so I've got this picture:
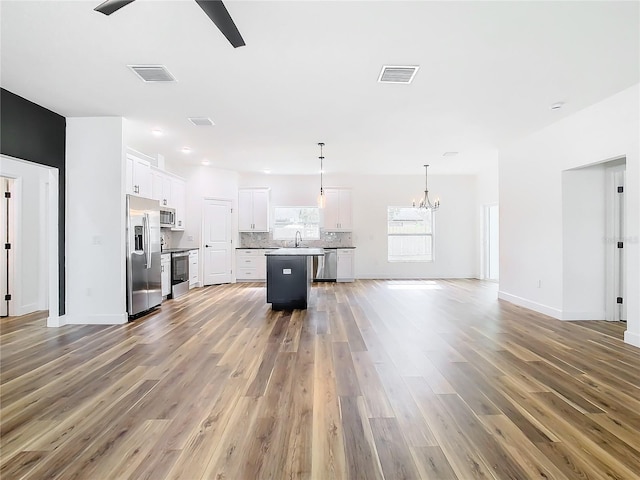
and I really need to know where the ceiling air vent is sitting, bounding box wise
[378,65,419,84]
[128,65,176,83]
[188,117,215,126]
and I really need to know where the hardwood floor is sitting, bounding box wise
[1,280,638,479]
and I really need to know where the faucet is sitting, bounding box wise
[295,231,302,248]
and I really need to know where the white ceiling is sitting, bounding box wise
[1,0,638,175]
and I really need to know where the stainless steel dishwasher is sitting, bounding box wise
[313,249,337,281]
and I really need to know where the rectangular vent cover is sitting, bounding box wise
[128,65,176,83]
[188,117,215,126]
[378,66,419,84]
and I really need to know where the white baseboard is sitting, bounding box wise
[47,314,66,327]
[561,311,606,321]
[63,313,128,325]
[624,330,640,348]
[498,291,563,320]
[356,274,478,280]
[14,302,39,317]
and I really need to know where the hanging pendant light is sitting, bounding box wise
[317,142,325,208]
[413,164,440,211]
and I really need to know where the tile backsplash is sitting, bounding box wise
[240,231,352,248]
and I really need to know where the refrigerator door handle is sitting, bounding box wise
[143,213,150,269]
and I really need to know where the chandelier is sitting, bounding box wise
[413,164,440,211]
[317,142,325,208]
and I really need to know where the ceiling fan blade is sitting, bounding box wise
[94,0,136,16]
[195,0,246,48]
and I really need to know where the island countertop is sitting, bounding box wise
[265,248,325,256]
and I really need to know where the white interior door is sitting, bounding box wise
[203,199,232,285]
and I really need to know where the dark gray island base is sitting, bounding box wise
[265,248,325,310]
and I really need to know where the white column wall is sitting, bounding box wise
[65,117,127,325]
[499,84,639,347]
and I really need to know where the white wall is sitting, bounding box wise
[240,172,479,279]
[499,84,639,347]
[475,159,499,278]
[0,156,50,315]
[65,117,127,324]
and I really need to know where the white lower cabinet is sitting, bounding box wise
[161,253,171,296]
[189,250,199,288]
[236,249,268,281]
[336,248,355,282]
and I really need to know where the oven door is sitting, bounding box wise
[171,252,189,284]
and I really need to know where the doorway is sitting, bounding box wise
[0,156,59,325]
[484,204,499,281]
[202,198,232,285]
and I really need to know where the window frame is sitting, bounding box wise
[387,206,435,263]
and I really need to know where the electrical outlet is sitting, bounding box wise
[188,235,194,242]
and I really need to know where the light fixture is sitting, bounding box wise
[317,142,325,208]
[413,164,440,211]
[151,128,163,136]
[550,102,565,110]
[181,147,191,154]
[201,159,210,166]
[263,168,271,174]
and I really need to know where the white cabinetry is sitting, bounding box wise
[161,253,171,296]
[151,168,172,207]
[126,153,152,198]
[336,248,355,282]
[189,249,199,288]
[236,249,268,281]
[238,188,270,232]
[172,178,186,231]
[323,188,352,231]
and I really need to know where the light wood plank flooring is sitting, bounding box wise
[1,280,638,479]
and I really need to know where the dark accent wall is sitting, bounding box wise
[1,88,66,315]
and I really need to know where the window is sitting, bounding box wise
[387,207,433,262]
[273,207,320,240]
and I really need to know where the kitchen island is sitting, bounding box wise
[265,248,324,309]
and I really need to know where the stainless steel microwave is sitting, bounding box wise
[159,207,175,228]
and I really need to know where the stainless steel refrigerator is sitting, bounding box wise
[126,195,162,316]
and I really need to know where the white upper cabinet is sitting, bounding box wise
[151,168,172,207]
[238,188,270,232]
[126,153,152,198]
[323,188,352,231]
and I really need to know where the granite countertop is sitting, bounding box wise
[265,248,326,256]
[238,246,355,250]
[161,248,198,254]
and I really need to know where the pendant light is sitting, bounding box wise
[317,142,325,208]
[413,164,440,211]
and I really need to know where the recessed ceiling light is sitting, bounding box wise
[182,147,191,154]
[550,102,565,110]
[442,151,459,157]
[263,169,271,174]
[201,160,210,166]
[151,128,163,136]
